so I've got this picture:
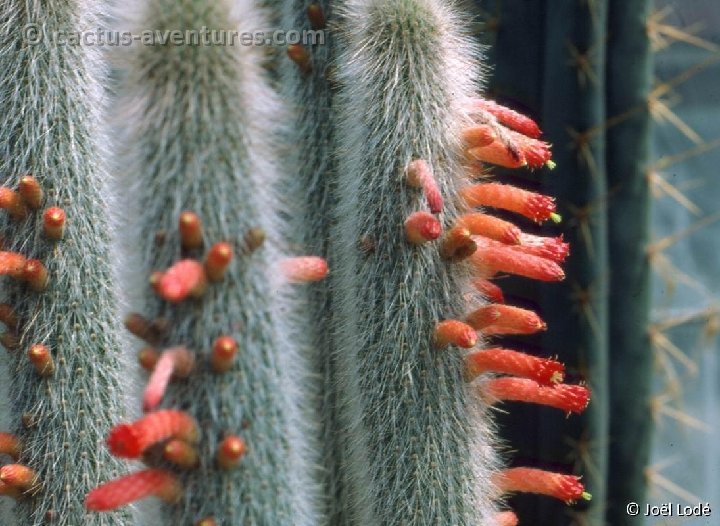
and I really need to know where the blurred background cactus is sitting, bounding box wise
[1,0,718,525]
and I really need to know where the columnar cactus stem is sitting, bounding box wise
[102,0,324,523]
[0,2,130,524]
[278,1,343,523]
[330,1,498,523]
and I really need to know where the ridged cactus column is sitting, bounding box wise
[0,2,130,525]
[605,1,653,523]
[85,0,324,524]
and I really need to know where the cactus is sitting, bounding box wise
[277,1,344,524]
[0,0,601,524]
[0,1,130,525]
[89,0,326,524]
[605,2,654,523]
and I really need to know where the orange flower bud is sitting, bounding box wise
[22,259,48,291]
[433,320,477,349]
[28,343,54,376]
[217,435,247,469]
[404,211,442,244]
[163,439,199,469]
[204,242,233,282]
[211,336,238,373]
[43,207,66,240]
[0,464,39,491]
[0,188,28,220]
[0,433,21,460]
[179,211,203,250]
[18,175,44,209]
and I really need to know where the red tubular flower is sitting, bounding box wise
[467,142,527,169]
[457,212,521,244]
[0,433,20,460]
[462,183,558,223]
[495,511,519,526]
[484,377,590,414]
[466,98,542,138]
[493,467,591,504]
[406,159,443,214]
[0,252,26,278]
[466,304,546,335]
[280,256,328,282]
[461,125,496,148]
[404,211,442,244]
[464,348,564,384]
[517,233,570,263]
[471,278,505,303]
[107,409,199,458]
[143,347,195,412]
[85,469,182,511]
[470,238,565,282]
[433,320,477,349]
[158,260,207,302]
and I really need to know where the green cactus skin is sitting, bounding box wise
[113,0,323,524]
[277,1,344,524]
[330,1,499,524]
[605,2,653,523]
[0,2,131,525]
